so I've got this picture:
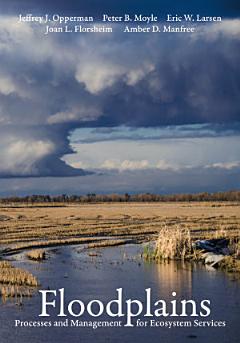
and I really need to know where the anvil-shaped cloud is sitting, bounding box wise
[0,16,240,177]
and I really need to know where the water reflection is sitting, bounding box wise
[153,260,193,297]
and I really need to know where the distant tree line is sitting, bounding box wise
[0,190,240,204]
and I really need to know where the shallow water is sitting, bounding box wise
[0,244,239,343]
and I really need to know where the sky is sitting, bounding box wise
[0,1,239,195]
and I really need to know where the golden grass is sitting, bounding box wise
[0,202,239,255]
[86,239,134,249]
[5,237,122,255]
[0,261,38,286]
[143,225,240,274]
[0,259,39,298]
[0,285,33,298]
[0,261,12,268]
[144,226,193,260]
[219,256,240,273]
[26,249,46,261]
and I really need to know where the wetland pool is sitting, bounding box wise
[0,244,239,343]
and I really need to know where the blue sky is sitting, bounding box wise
[0,1,239,195]
[64,126,240,172]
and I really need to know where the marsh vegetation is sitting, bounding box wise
[26,249,46,261]
[143,225,240,273]
[0,260,39,298]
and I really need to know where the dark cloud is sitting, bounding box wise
[94,34,240,127]
[0,16,239,178]
[71,123,240,144]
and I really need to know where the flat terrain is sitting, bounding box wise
[0,202,239,254]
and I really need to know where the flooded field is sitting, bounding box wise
[0,203,239,342]
[0,244,239,343]
[0,202,239,254]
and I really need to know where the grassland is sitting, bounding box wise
[0,202,239,255]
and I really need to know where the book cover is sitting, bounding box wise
[0,1,239,343]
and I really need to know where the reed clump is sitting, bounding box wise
[0,260,13,269]
[26,249,46,261]
[144,226,193,261]
[213,227,228,239]
[218,235,240,273]
[219,256,240,273]
[0,285,33,298]
[0,260,38,287]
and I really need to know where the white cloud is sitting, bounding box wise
[75,60,154,94]
[69,161,90,169]
[125,63,155,86]
[76,62,124,94]
[120,160,149,170]
[0,139,55,175]
[0,75,16,95]
[203,19,240,40]
[205,161,240,170]
[156,159,180,171]
[48,105,102,124]
[101,159,119,169]
[0,17,33,51]
[101,159,149,171]
[0,73,29,98]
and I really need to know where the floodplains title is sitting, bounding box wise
[36,288,212,327]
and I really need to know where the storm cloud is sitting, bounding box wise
[0,14,240,177]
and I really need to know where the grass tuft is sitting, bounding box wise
[144,226,193,261]
[26,249,46,261]
[0,260,39,298]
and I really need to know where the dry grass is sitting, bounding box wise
[3,237,126,255]
[143,224,240,274]
[86,239,135,249]
[0,261,38,286]
[219,256,240,273]
[0,260,39,298]
[144,226,193,260]
[0,285,33,298]
[26,249,46,261]
[0,261,12,268]
[0,202,239,255]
